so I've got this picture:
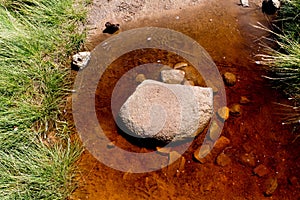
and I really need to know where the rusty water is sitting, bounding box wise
[71,1,300,199]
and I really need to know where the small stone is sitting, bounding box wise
[217,106,230,121]
[216,153,231,167]
[174,62,188,69]
[264,177,278,196]
[223,72,236,86]
[183,80,195,86]
[240,96,250,104]
[214,136,231,151]
[209,121,220,141]
[169,151,182,164]
[161,69,185,84]
[107,141,116,149]
[253,164,270,177]
[135,74,146,83]
[240,0,249,7]
[240,153,256,167]
[72,51,91,70]
[156,146,171,155]
[229,104,241,116]
[194,144,211,163]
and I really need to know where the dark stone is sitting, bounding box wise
[103,22,120,34]
[262,0,280,15]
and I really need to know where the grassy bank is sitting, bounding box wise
[257,0,299,126]
[0,0,89,199]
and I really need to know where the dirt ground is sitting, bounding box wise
[70,0,300,199]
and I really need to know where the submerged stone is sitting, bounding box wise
[118,80,213,142]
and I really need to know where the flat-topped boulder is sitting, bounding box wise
[118,80,213,142]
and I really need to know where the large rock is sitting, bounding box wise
[118,80,213,142]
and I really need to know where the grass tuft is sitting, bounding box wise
[0,0,89,198]
[254,0,300,126]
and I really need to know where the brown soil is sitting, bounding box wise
[70,0,300,199]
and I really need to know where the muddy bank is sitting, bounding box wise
[70,0,300,199]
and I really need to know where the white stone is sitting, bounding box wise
[118,80,213,142]
[160,69,185,84]
[240,0,249,7]
[72,51,91,70]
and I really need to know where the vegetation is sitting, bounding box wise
[0,0,89,199]
[256,0,300,127]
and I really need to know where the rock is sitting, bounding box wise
[160,69,185,84]
[216,153,231,166]
[181,66,205,86]
[209,121,220,141]
[72,51,91,70]
[103,22,120,34]
[253,164,270,177]
[262,0,280,15]
[156,146,171,155]
[240,0,249,7]
[174,62,188,69]
[217,106,230,121]
[264,177,278,196]
[240,153,256,167]
[194,144,211,163]
[229,104,241,116]
[240,96,250,104]
[118,80,213,142]
[107,141,116,149]
[194,136,230,163]
[135,74,146,83]
[214,136,231,151]
[223,72,236,86]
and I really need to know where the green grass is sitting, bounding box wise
[255,0,300,126]
[0,0,89,199]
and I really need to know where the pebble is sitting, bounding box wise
[107,141,116,149]
[216,153,231,167]
[240,153,256,167]
[264,177,278,196]
[223,72,236,86]
[217,106,230,121]
[135,74,146,83]
[209,121,220,141]
[253,164,270,177]
[169,151,182,164]
[194,144,211,163]
[229,104,242,116]
[156,146,171,155]
[72,51,91,70]
[160,69,185,84]
[240,0,249,7]
[214,136,231,151]
[240,96,250,104]
[174,62,188,69]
